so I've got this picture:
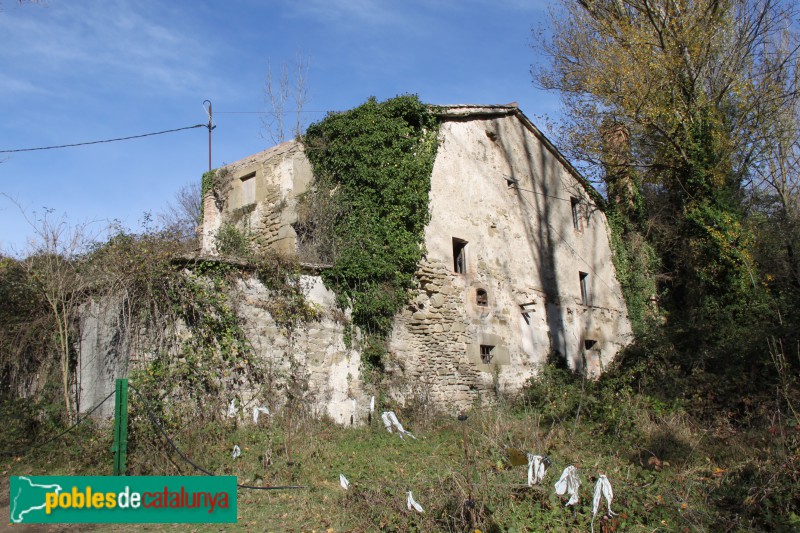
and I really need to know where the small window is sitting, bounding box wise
[579,271,590,306]
[505,175,519,188]
[571,197,582,231]
[476,288,488,307]
[241,173,256,206]
[480,345,495,364]
[584,339,597,350]
[453,238,467,274]
[519,302,535,325]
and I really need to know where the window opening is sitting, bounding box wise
[584,339,597,350]
[579,271,590,306]
[571,197,582,231]
[241,173,256,206]
[519,302,536,325]
[480,345,495,364]
[453,238,467,274]
[476,288,488,307]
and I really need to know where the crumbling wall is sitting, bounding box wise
[76,271,366,423]
[201,142,312,257]
[77,297,131,418]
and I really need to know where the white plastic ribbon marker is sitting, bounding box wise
[382,411,416,439]
[339,474,350,490]
[231,444,241,459]
[227,399,237,418]
[554,465,581,506]
[591,474,617,533]
[527,454,547,486]
[406,491,424,513]
[381,411,393,433]
[252,406,270,424]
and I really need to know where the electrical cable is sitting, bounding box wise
[128,384,306,491]
[0,124,207,153]
[215,110,332,114]
[0,390,115,457]
[505,175,623,299]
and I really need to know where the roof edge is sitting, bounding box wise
[432,103,605,208]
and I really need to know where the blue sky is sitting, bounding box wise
[0,0,561,253]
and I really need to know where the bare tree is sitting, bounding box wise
[262,53,310,145]
[158,181,202,245]
[4,197,98,422]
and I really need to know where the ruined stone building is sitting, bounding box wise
[196,103,632,418]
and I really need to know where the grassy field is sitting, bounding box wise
[3,375,799,533]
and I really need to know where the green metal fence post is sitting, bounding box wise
[111,378,129,475]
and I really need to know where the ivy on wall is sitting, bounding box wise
[302,95,440,369]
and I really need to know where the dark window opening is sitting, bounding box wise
[519,302,536,325]
[241,173,256,206]
[476,288,488,307]
[480,345,495,364]
[584,339,597,350]
[571,197,582,231]
[579,271,590,306]
[453,238,467,274]
[505,175,519,188]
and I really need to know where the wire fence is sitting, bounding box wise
[0,390,115,457]
[0,382,737,531]
[128,383,305,491]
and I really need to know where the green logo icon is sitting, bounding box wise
[9,476,237,524]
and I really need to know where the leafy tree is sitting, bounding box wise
[535,0,799,380]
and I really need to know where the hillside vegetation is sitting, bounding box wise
[3,0,800,530]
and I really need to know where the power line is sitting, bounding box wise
[0,124,207,153]
[215,110,332,114]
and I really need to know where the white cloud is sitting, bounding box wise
[0,0,218,97]
[281,0,407,28]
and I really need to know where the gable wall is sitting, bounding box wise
[388,115,631,410]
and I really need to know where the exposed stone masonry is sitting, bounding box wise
[391,259,483,408]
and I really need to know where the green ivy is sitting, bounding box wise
[302,95,440,369]
[606,209,660,336]
[201,170,215,199]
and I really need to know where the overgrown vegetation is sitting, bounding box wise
[3,365,798,531]
[301,94,440,370]
[3,3,799,531]
[536,0,800,408]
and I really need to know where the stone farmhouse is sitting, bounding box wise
[197,103,632,418]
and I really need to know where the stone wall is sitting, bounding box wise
[387,109,632,413]
[201,141,312,256]
[76,270,367,424]
[144,105,635,421]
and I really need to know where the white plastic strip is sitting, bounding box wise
[339,474,350,490]
[527,455,547,486]
[382,411,416,440]
[227,399,237,418]
[406,491,424,513]
[591,475,617,533]
[381,411,393,433]
[554,465,581,506]
[252,406,270,424]
[370,395,375,413]
[231,445,241,459]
